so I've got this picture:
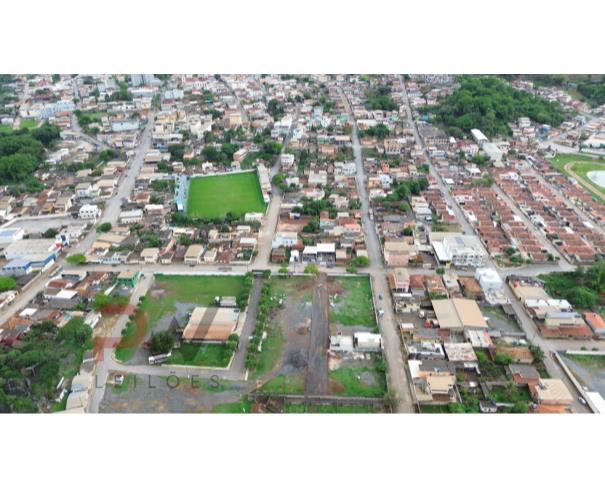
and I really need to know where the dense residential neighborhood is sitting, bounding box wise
[1,73,605,414]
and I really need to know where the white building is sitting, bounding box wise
[430,232,488,268]
[0,228,25,247]
[79,204,101,221]
[475,268,503,292]
[119,209,143,224]
[272,231,298,249]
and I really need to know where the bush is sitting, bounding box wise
[304,263,319,274]
[66,253,86,265]
[97,222,112,233]
[0,276,16,292]
[150,331,175,355]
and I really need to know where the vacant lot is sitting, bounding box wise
[328,276,376,329]
[186,172,266,219]
[328,361,387,397]
[117,274,245,365]
[253,276,313,387]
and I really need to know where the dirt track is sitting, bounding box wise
[564,161,605,201]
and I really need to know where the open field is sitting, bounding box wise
[115,274,246,365]
[252,276,313,386]
[329,363,387,397]
[551,154,605,203]
[186,172,266,219]
[328,276,376,329]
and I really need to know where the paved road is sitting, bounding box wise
[88,272,153,413]
[229,277,263,378]
[306,273,329,394]
[339,83,415,413]
[398,75,590,413]
[101,113,155,225]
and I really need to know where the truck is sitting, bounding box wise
[148,352,172,365]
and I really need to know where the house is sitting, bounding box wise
[48,289,81,309]
[184,244,205,265]
[330,335,354,353]
[272,231,298,249]
[508,364,540,387]
[79,204,101,221]
[530,379,573,410]
[388,268,410,293]
[182,306,240,343]
[119,209,143,225]
[354,332,382,352]
[431,298,488,331]
[584,312,605,338]
[116,270,141,287]
[140,247,160,264]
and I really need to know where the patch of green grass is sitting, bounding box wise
[112,374,134,393]
[551,154,605,203]
[0,124,13,134]
[419,404,451,413]
[51,394,69,413]
[488,385,531,403]
[329,366,387,397]
[211,396,252,413]
[566,354,605,367]
[20,118,38,130]
[260,373,304,394]
[167,342,233,367]
[241,151,260,169]
[329,276,376,327]
[252,325,284,378]
[186,172,266,219]
[283,403,379,413]
[115,321,137,362]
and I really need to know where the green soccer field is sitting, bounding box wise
[186,171,266,219]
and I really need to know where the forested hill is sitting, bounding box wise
[428,76,566,138]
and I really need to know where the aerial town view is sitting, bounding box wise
[0,73,604,415]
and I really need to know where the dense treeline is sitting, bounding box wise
[577,81,605,107]
[430,76,566,137]
[540,260,605,309]
[0,318,92,413]
[365,86,398,111]
[0,123,60,187]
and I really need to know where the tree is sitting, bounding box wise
[494,352,513,365]
[352,256,370,267]
[304,263,319,274]
[512,401,529,413]
[0,276,16,292]
[150,331,175,355]
[97,222,112,233]
[42,228,58,238]
[66,253,87,265]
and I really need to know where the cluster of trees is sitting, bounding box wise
[359,123,391,139]
[267,99,285,119]
[236,272,254,311]
[0,276,16,292]
[577,80,605,107]
[66,253,87,265]
[245,281,279,371]
[295,196,337,219]
[365,85,398,111]
[430,76,565,137]
[378,177,430,211]
[0,123,60,188]
[149,331,175,355]
[0,318,92,413]
[540,260,605,308]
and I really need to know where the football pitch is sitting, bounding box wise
[186,171,266,219]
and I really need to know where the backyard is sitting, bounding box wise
[186,172,266,219]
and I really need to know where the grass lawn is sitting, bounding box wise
[166,342,233,367]
[20,118,38,130]
[329,366,387,397]
[211,396,252,413]
[252,325,284,378]
[260,373,304,394]
[329,276,376,327]
[112,374,134,393]
[283,403,379,413]
[115,320,137,362]
[489,385,531,403]
[0,124,13,134]
[566,354,605,367]
[186,172,266,219]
